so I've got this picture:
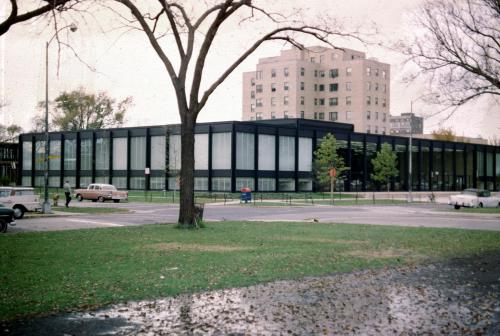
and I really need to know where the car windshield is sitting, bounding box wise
[0,190,11,197]
[462,190,478,196]
[102,185,116,191]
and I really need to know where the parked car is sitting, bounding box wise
[0,187,41,219]
[0,203,16,233]
[448,189,500,209]
[74,183,128,203]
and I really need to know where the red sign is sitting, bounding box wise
[329,168,337,177]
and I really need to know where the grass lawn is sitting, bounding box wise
[51,206,130,214]
[2,222,500,321]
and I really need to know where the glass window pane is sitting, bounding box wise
[79,176,92,188]
[112,176,127,189]
[48,176,60,187]
[151,136,166,170]
[258,178,276,191]
[212,177,231,191]
[258,134,275,170]
[279,178,295,191]
[169,135,181,170]
[49,140,61,170]
[113,138,127,170]
[35,141,45,171]
[22,141,32,171]
[64,139,77,170]
[130,177,146,189]
[80,139,92,171]
[130,137,146,170]
[150,177,166,190]
[235,177,254,191]
[212,133,232,170]
[194,177,208,191]
[195,134,209,170]
[298,137,312,172]
[22,176,31,186]
[95,138,110,170]
[236,133,255,170]
[279,136,295,171]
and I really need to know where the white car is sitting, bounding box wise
[0,187,41,219]
[448,189,500,209]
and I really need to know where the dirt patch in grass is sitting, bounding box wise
[343,248,413,259]
[146,242,252,253]
[273,236,368,245]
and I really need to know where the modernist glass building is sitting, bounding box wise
[18,119,499,192]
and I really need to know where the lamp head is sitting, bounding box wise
[69,23,77,32]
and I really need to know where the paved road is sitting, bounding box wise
[8,201,500,233]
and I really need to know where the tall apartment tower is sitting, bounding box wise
[242,46,391,134]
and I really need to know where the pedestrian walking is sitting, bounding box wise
[63,180,72,207]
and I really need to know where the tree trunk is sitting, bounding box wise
[178,112,196,228]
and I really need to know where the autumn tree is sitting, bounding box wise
[370,143,398,192]
[105,0,361,227]
[48,88,130,131]
[313,133,348,190]
[431,127,456,141]
[402,0,500,107]
[0,124,23,142]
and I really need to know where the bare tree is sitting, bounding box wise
[402,0,500,107]
[0,0,76,36]
[109,0,360,227]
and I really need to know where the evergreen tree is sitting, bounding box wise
[313,133,348,189]
[370,143,398,192]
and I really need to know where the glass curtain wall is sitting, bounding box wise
[486,150,493,190]
[298,137,312,172]
[279,136,295,171]
[432,146,442,190]
[130,137,146,170]
[80,139,92,171]
[496,151,500,190]
[466,146,474,188]
[22,141,32,172]
[150,136,166,170]
[336,139,348,191]
[395,144,407,191]
[236,133,254,170]
[64,139,76,170]
[35,141,45,172]
[212,133,231,170]
[366,141,377,191]
[444,147,454,190]
[258,134,275,171]
[477,150,484,189]
[350,140,364,191]
[455,148,464,190]
[420,145,429,190]
[95,138,110,171]
[112,138,127,170]
[49,140,61,171]
[195,134,209,170]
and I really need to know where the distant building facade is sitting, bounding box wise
[242,46,391,134]
[390,113,424,135]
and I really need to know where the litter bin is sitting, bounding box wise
[240,187,252,203]
[194,203,204,225]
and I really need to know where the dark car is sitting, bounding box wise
[0,203,16,233]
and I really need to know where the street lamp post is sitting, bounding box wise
[42,23,77,214]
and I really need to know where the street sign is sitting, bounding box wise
[329,168,337,177]
[145,167,150,175]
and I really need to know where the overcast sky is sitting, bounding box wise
[1,0,499,139]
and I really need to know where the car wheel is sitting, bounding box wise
[0,219,7,233]
[113,199,120,203]
[478,202,483,208]
[98,196,105,203]
[454,204,460,210]
[77,194,83,202]
[13,206,24,219]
